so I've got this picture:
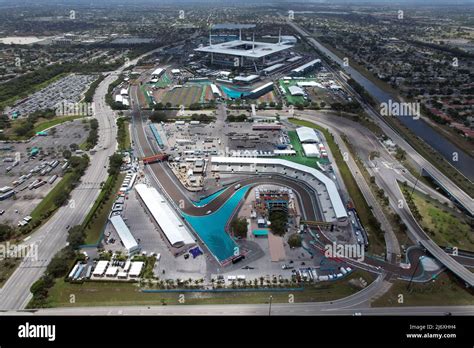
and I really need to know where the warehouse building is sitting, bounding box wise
[135,184,195,251]
[291,59,322,76]
[109,215,140,255]
[296,126,321,143]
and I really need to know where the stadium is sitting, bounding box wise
[194,28,294,71]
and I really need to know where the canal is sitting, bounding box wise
[308,36,474,180]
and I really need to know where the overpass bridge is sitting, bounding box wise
[421,168,474,218]
[420,239,474,287]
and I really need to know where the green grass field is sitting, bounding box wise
[4,115,85,141]
[45,270,375,307]
[372,272,474,307]
[279,130,328,169]
[279,81,305,105]
[161,86,203,107]
[29,171,76,223]
[34,115,85,133]
[409,189,474,251]
[152,73,171,88]
[83,173,125,245]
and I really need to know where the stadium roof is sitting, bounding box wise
[211,157,347,221]
[135,184,195,248]
[109,215,140,254]
[195,40,292,59]
[296,126,320,143]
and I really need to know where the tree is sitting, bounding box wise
[269,210,288,236]
[53,189,70,207]
[0,224,13,242]
[69,143,79,152]
[149,111,167,123]
[230,218,248,238]
[108,153,123,176]
[63,150,72,159]
[288,233,302,248]
[67,225,85,249]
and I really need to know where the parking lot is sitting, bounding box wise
[7,74,97,118]
[0,119,88,225]
[102,175,209,281]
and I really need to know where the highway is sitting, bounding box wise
[8,303,474,316]
[285,19,474,287]
[285,17,473,217]
[0,73,121,310]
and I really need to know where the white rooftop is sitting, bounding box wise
[92,260,109,276]
[292,59,322,73]
[109,215,140,254]
[135,184,195,248]
[234,74,259,82]
[195,39,292,59]
[211,156,347,220]
[288,85,305,96]
[296,127,320,143]
[129,261,144,277]
[302,143,321,158]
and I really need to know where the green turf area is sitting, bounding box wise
[140,85,154,108]
[83,173,125,245]
[33,115,85,133]
[45,270,375,307]
[279,80,305,105]
[404,187,474,251]
[152,73,171,88]
[30,171,76,223]
[116,118,130,151]
[372,272,474,307]
[160,86,203,107]
[279,130,329,169]
[3,115,85,141]
[289,118,385,255]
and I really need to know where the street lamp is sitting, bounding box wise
[268,295,273,316]
[407,256,422,291]
[411,167,423,197]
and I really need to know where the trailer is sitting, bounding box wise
[68,264,80,279]
[85,265,92,279]
[48,175,58,184]
[73,264,85,280]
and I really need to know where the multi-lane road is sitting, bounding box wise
[285,18,474,287]
[0,72,120,310]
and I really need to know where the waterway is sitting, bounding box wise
[308,37,474,180]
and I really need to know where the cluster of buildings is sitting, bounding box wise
[296,127,328,158]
